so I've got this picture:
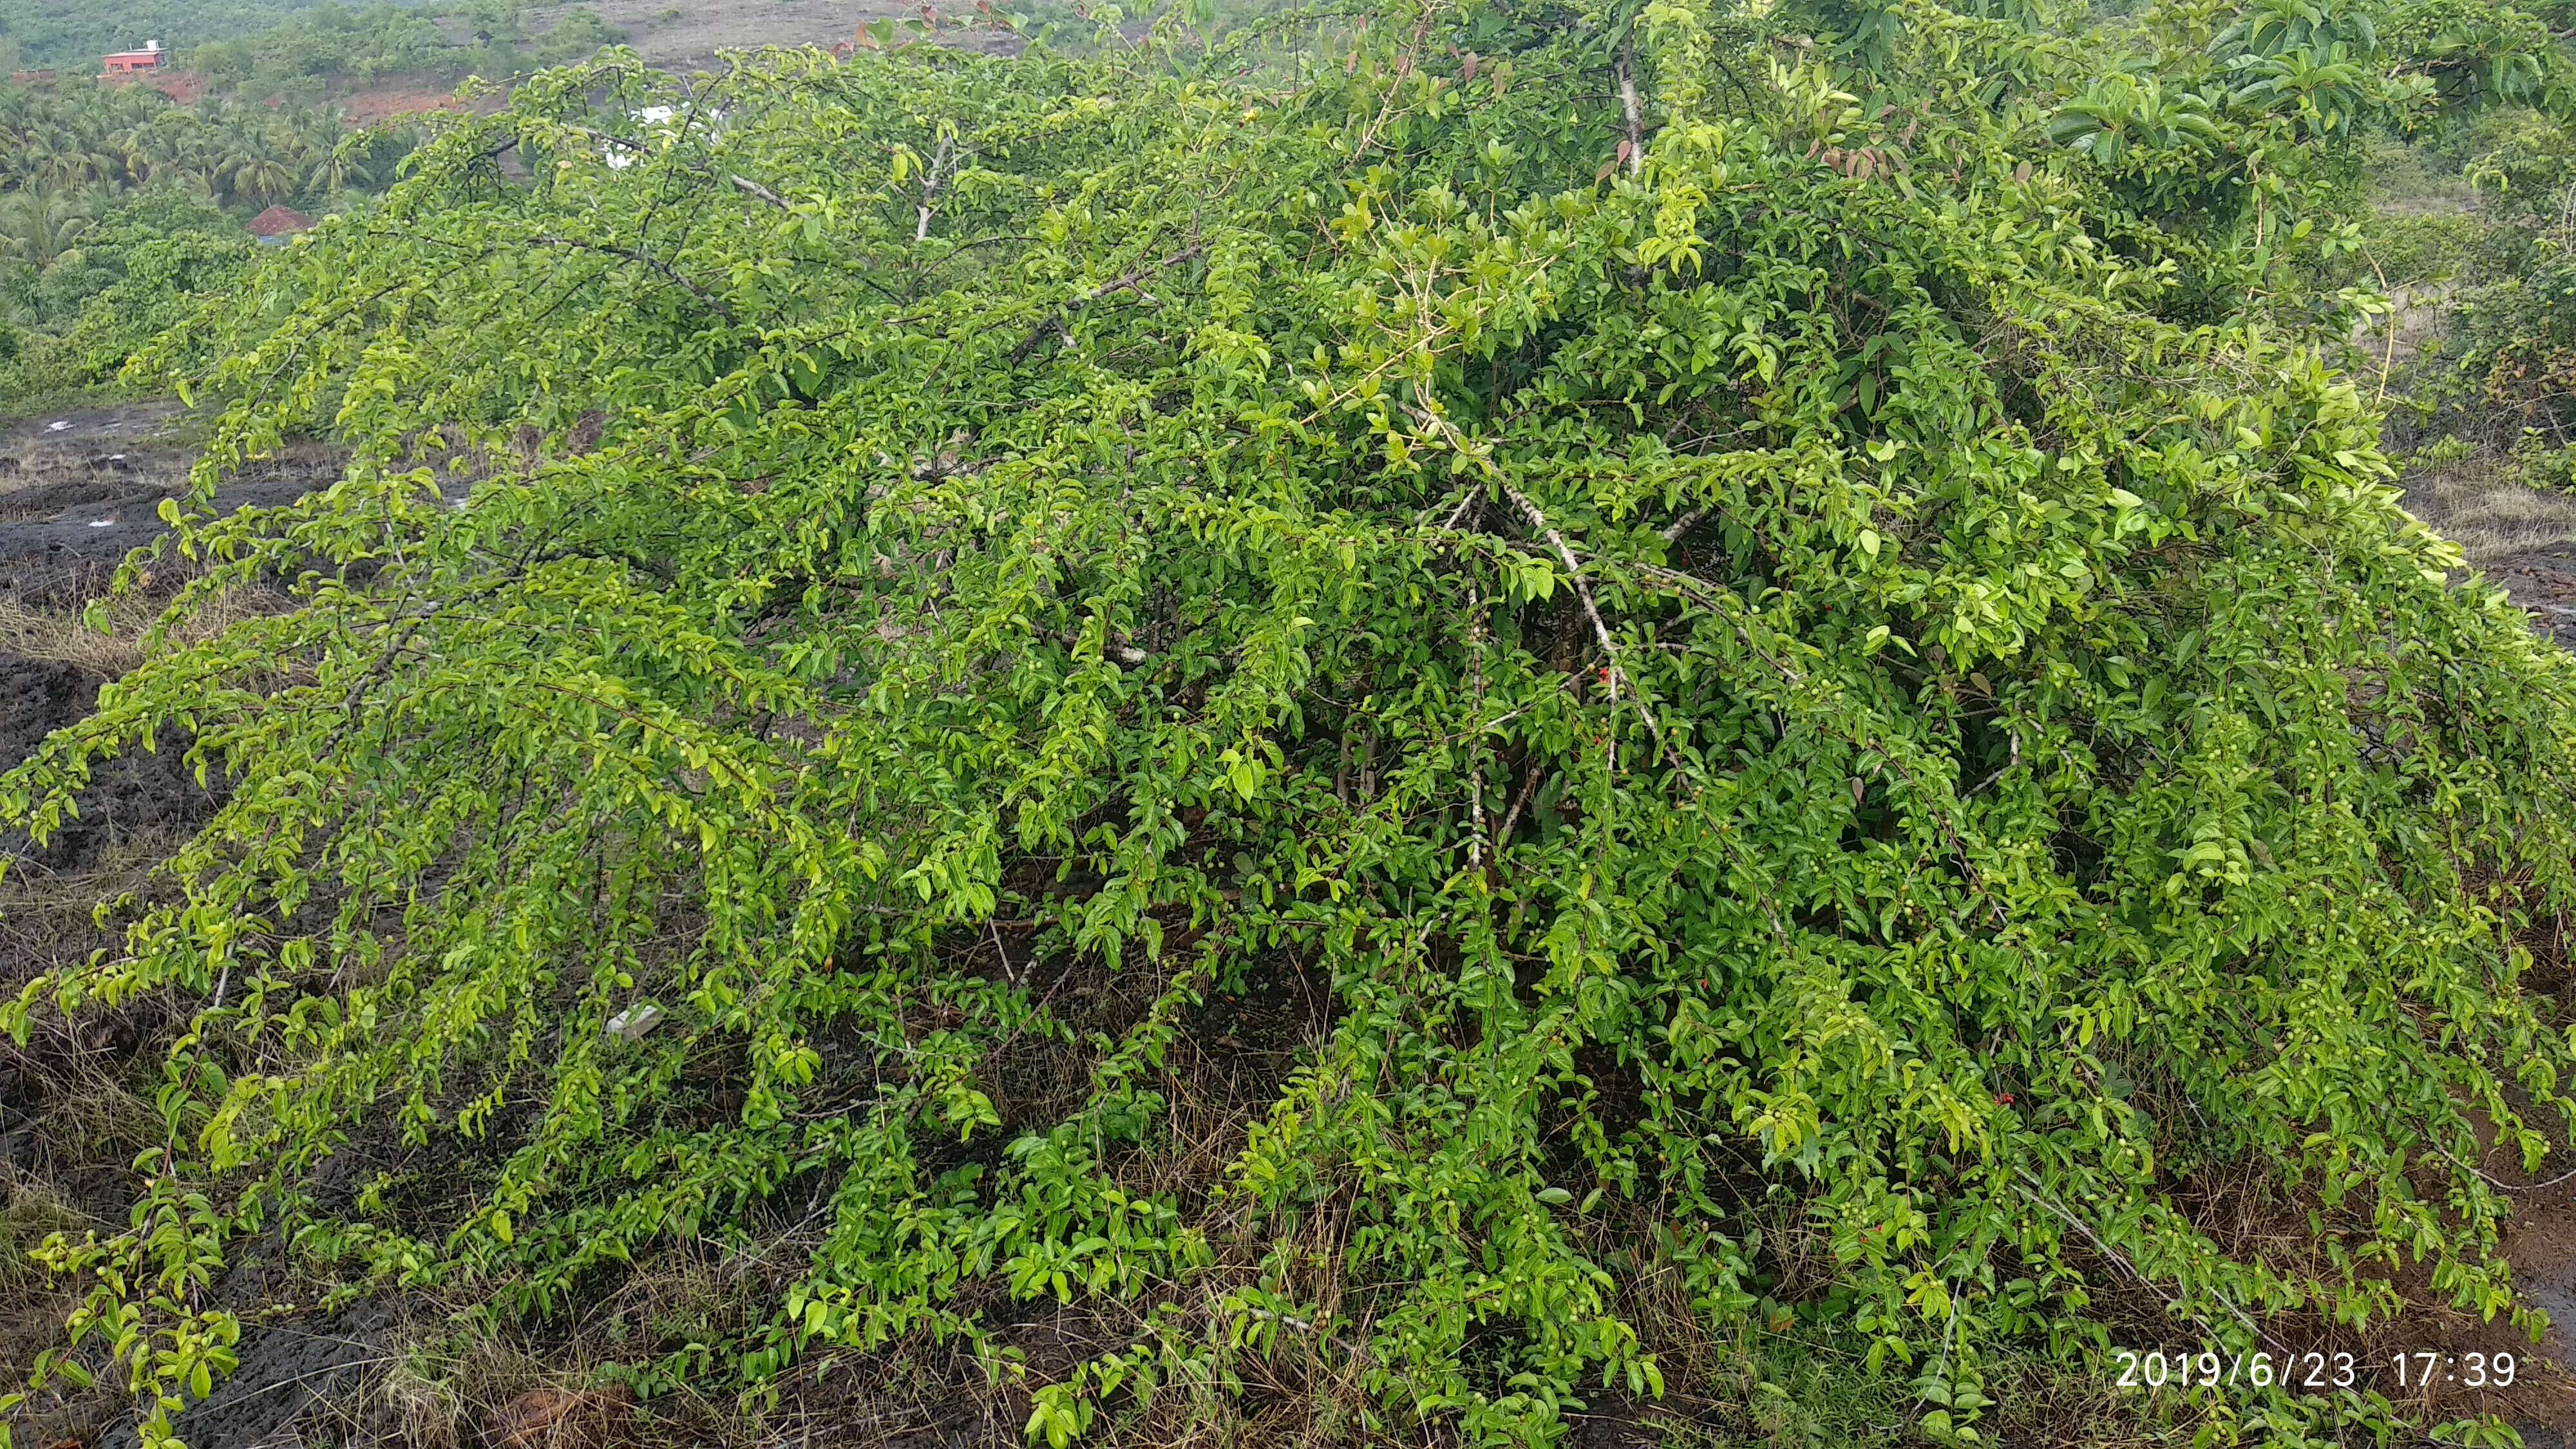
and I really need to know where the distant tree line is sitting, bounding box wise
[0,0,623,408]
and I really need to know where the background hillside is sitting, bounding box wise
[0,0,354,72]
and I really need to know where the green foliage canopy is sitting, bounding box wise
[10,0,2576,1443]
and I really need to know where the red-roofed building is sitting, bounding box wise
[102,41,167,77]
[247,206,315,244]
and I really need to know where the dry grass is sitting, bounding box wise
[0,584,286,675]
[2401,452,2576,565]
[0,1050,166,1444]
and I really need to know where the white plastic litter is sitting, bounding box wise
[605,1003,664,1041]
[46,420,68,431]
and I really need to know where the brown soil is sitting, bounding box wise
[2497,1185,2576,1440]
[140,70,209,104]
[337,84,475,127]
[2391,455,2576,1439]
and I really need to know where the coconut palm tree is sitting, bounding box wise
[222,138,300,207]
[305,132,372,198]
[0,187,100,269]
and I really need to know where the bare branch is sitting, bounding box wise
[916,133,957,243]
[1497,761,1548,845]
[1617,34,1644,175]
[1397,404,1672,767]
[730,173,791,211]
[560,123,793,213]
[1499,480,1671,767]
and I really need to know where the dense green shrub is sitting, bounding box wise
[8,0,2576,1445]
[0,77,420,410]
[53,194,256,379]
[0,190,252,406]
[2362,207,2479,281]
[2409,109,2576,433]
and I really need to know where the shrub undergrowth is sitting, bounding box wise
[8,0,2576,1443]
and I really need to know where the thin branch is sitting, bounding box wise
[1349,11,1434,160]
[1499,479,1671,766]
[561,123,792,213]
[1627,562,1806,684]
[1497,762,1548,844]
[526,236,735,324]
[1468,582,1488,872]
[2015,1170,2286,1358]
[1009,242,1208,363]
[1397,404,1671,767]
[730,173,790,211]
[916,133,957,243]
[1442,487,1481,533]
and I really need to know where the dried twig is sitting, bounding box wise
[916,133,957,243]
[1350,12,1434,159]
[2015,1169,2286,1357]
[730,173,790,211]
[1467,582,1488,871]
[1397,403,1671,767]
[1496,762,1548,844]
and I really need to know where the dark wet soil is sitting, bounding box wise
[2492,545,2576,647]
[0,647,212,882]
[5,399,185,446]
[0,407,323,887]
[97,1306,399,1449]
[0,432,338,611]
